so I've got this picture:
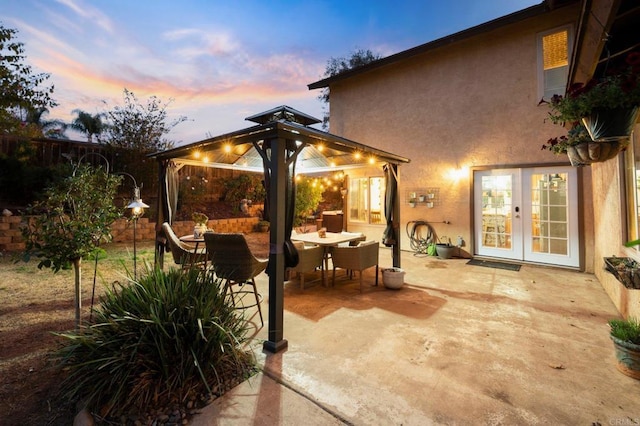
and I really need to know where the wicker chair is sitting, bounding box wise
[161,222,206,269]
[204,232,266,326]
[339,231,366,246]
[287,241,324,290]
[331,240,380,292]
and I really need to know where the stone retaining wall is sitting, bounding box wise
[0,215,24,251]
[0,215,261,252]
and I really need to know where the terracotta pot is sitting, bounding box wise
[565,140,625,167]
[611,335,640,380]
[582,107,640,142]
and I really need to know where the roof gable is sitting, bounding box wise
[308,0,578,90]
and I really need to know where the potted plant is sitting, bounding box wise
[547,50,640,141]
[542,123,626,166]
[436,236,455,259]
[603,256,640,289]
[257,220,270,232]
[191,212,208,238]
[609,317,640,379]
[382,267,405,289]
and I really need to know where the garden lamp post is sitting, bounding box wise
[121,173,149,280]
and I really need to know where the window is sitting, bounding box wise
[537,26,572,101]
[347,177,385,224]
[625,131,640,249]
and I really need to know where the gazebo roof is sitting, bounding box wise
[149,105,410,173]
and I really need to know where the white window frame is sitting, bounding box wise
[536,24,573,102]
[625,131,640,250]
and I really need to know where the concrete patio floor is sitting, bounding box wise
[191,247,640,425]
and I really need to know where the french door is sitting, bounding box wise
[473,166,579,267]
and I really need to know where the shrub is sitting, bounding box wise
[294,177,324,226]
[221,174,266,207]
[54,267,256,418]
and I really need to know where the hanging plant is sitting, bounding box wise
[542,123,627,166]
[547,50,640,141]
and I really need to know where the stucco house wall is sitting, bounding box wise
[591,134,640,318]
[326,3,596,272]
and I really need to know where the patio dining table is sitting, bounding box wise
[291,231,365,286]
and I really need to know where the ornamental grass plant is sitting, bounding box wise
[609,317,640,345]
[53,267,256,420]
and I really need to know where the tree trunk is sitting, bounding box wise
[73,257,82,328]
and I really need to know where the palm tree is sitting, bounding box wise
[24,107,68,139]
[70,109,106,143]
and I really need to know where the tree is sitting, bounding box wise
[25,106,67,139]
[69,109,106,142]
[0,23,57,135]
[22,163,122,327]
[103,88,187,152]
[318,48,381,130]
[294,177,324,226]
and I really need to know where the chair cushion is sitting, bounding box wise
[357,240,378,247]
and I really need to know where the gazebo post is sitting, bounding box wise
[392,164,401,268]
[263,137,288,353]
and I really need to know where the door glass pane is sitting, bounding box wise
[348,178,367,223]
[531,173,568,255]
[481,175,512,249]
[370,177,385,224]
[348,177,385,224]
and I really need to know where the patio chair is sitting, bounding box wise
[287,241,324,290]
[161,222,206,270]
[331,240,380,292]
[339,231,366,246]
[204,232,266,326]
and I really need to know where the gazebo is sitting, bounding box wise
[149,106,410,352]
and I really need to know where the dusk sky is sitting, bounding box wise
[4,0,539,145]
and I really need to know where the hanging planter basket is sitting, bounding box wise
[582,107,640,142]
[565,140,625,167]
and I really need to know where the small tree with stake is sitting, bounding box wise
[21,163,122,327]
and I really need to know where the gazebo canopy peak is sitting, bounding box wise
[245,105,321,126]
